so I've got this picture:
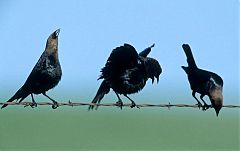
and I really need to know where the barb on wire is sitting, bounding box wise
[0,101,239,109]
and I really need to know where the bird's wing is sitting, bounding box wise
[107,43,139,68]
[23,53,46,86]
[194,69,224,92]
[1,53,48,109]
[100,43,140,80]
[120,67,146,93]
[193,69,211,85]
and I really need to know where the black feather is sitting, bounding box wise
[1,29,62,109]
[90,43,161,109]
[181,43,223,116]
[139,43,155,57]
[89,80,110,110]
[182,44,197,69]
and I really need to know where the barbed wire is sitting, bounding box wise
[0,101,239,109]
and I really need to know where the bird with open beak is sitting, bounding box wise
[89,43,162,110]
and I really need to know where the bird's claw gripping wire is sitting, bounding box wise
[202,103,212,111]
[30,102,37,108]
[116,100,123,109]
[23,102,37,108]
[52,102,59,109]
[196,102,203,109]
[130,102,140,109]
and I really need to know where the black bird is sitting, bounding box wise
[1,29,62,109]
[181,44,223,116]
[89,43,162,110]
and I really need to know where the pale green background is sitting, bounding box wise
[0,0,239,150]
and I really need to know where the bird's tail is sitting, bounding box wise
[89,80,110,110]
[1,86,29,109]
[182,44,197,69]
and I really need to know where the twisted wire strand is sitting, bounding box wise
[0,101,239,108]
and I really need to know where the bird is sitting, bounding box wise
[181,44,223,116]
[89,43,162,110]
[1,29,62,109]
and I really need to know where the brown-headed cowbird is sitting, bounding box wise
[181,44,223,116]
[89,43,162,110]
[1,29,62,109]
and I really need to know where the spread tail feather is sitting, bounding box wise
[89,80,110,110]
[1,87,29,109]
[182,44,197,69]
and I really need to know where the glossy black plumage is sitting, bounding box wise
[181,44,223,116]
[89,43,161,109]
[2,29,62,109]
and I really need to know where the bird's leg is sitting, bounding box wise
[43,93,59,109]
[30,93,37,108]
[124,94,139,109]
[200,94,211,111]
[192,91,202,109]
[114,92,123,109]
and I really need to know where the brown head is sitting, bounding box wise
[209,83,223,116]
[45,29,60,56]
[144,57,162,83]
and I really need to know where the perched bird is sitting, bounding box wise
[181,44,223,116]
[89,43,162,110]
[1,29,62,109]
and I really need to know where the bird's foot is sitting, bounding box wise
[195,102,202,109]
[30,102,37,108]
[130,102,140,109]
[24,102,37,108]
[52,102,59,109]
[202,103,212,111]
[116,100,123,109]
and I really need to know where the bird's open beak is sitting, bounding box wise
[151,77,155,84]
[151,76,159,84]
[156,76,159,83]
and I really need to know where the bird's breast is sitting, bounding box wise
[111,77,146,95]
[31,63,62,94]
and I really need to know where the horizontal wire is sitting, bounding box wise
[0,101,239,108]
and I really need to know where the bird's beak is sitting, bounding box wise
[216,109,220,116]
[151,76,159,84]
[54,29,60,37]
[150,43,155,49]
[156,76,159,83]
[51,29,60,39]
[213,104,222,117]
[151,77,154,84]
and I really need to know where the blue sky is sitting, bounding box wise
[0,0,238,105]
